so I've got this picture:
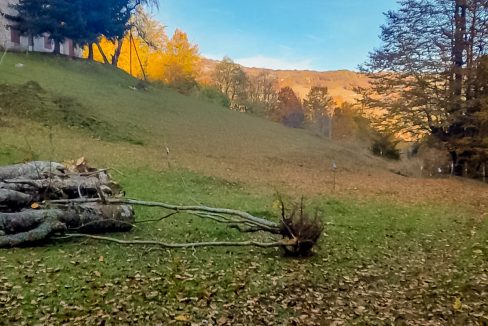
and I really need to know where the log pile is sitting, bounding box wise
[0,160,134,248]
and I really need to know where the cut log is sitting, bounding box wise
[0,220,66,248]
[0,204,134,247]
[0,204,134,234]
[0,161,65,181]
[0,189,32,210]
[4,176,113,198]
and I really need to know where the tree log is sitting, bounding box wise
[0,220,66,248]
[0,161,65,180]
[4,175,114,198]
[0,189,32,210]
[0,204,134,247]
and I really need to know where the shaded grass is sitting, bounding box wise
[0,81,142,144]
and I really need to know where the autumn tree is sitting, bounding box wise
[274,87,304,128]
[84,0,158,66]
[304,86,334,138]
[359,0,488,175]
[131,6,167,50]
[213,57,248,109]
[247,71,279,115]
[159,29,200,93]
[87,8,169,80]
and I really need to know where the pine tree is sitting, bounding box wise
[9,0,85,54]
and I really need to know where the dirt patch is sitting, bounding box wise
[0,81,143,145]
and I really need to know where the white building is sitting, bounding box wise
[0,0,82,57]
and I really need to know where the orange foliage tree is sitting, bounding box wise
[84,11,200,88]
[159,29,200,87]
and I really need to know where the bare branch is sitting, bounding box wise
[56,233,296,249]
[46,198,281,232]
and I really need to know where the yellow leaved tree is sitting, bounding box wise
[158,29,201,93]
[84,10,200,92]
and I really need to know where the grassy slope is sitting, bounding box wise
[0,53,487,325]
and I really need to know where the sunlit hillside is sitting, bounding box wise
[200,58,370,103]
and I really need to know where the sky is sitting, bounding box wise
[156,1,399,72]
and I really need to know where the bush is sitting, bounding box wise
[371,132,401,160]
[197,85,230,108]
[282,111,305,128]
[168,76,198,95]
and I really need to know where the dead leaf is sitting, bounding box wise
[175,315,189,322]
[453,297,463,311]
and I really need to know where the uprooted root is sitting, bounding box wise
[279,197,324,257]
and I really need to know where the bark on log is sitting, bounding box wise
[0,204,134,248]
[0,189,32,210]
[0,161,134,248]
[0,161,65,180]
[4,175,114,198]
[0,204,134,234]
[0,220,66,248]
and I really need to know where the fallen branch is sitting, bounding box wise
[0,161,323,255]
[46,198,281,232]
[56,233,297,249]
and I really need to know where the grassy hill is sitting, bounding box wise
[0,52,383,194]
[0,53,487,325]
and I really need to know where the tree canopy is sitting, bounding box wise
[360,0,488,175]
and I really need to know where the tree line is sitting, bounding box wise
[211,56,363,137]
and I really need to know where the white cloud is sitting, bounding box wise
[234,55,313,71]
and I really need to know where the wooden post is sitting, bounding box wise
[129,31,133,76]
[483,163,486,183]
[331,161,337,191]
[328,115,333,140]
[132,35,147,81]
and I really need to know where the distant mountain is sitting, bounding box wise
[199,58,371,105]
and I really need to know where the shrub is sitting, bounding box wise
[197,85,230,108]
[371,132,401,160]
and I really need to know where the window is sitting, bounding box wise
[10,29,20,44]
[44,36,52,50]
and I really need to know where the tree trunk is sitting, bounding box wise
[111,38,124,67]
[88,43,94,61]
[53,40,61,55]
[452,0,467,109]
[95,42,110,64]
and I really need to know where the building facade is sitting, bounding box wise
[0,0,83,57]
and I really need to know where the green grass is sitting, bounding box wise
[1,166,487,324]
[0,53,487,324]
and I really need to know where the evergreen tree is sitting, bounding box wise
[9,0,85,54]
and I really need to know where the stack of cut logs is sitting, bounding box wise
[0,160,134,248]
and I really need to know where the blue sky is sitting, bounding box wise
[156,1,399,71]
